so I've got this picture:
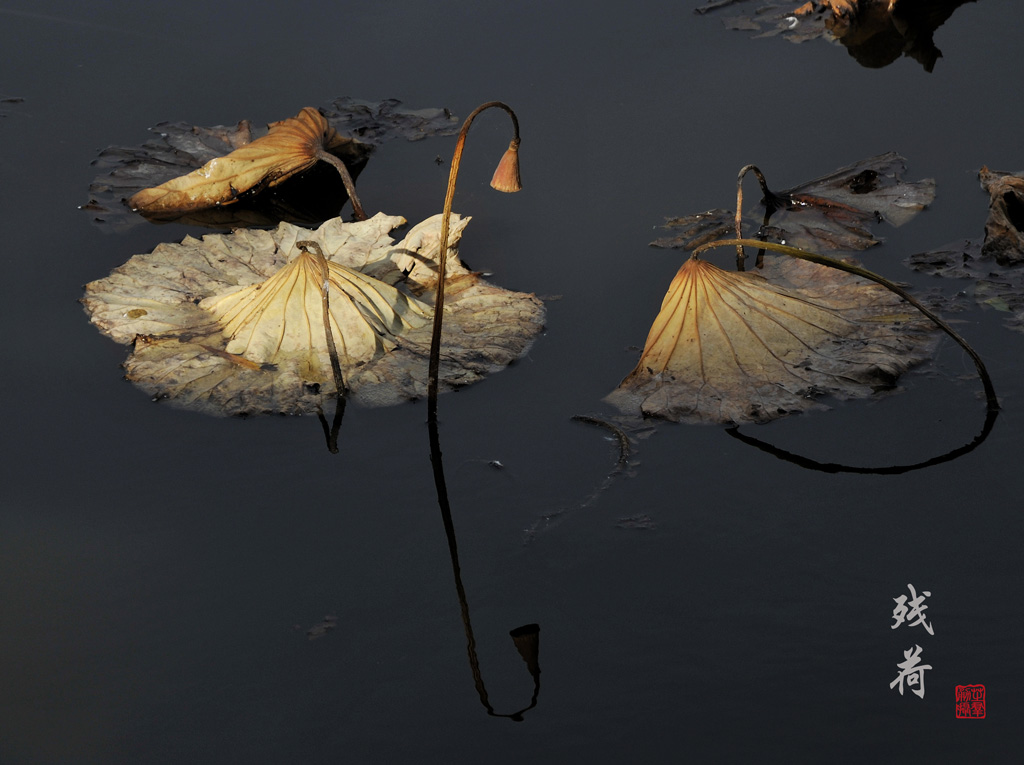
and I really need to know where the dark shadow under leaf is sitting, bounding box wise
[82,98,459,232]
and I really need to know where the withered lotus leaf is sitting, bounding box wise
[201,249,430,373]
[696,0,975,71]
[127,107,350,215]
[906,168,1024,333]
[82,213,545,415]
[653,153,935,254]
[318,96,459,144]
[979,167,1024,266]
[84,98,459,230]
[606,255,937,424]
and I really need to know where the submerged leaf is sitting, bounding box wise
[653,153,934,254]
[653,209,736,252]
[318,96,459,144]
[82,213,544,416]
[606,254,937,424]
[905,168,1024,333]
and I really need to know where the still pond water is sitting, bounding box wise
[2,1,1022,762]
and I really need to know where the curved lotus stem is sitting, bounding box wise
[734,164,788,270]
[316,150,369,221]
[428,404,540,720]
[427,101,522,413]
[692,237,999,412]
[727,404,998,475]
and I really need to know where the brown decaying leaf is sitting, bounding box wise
[127,107,351,215]
[979,167,1024,266]
[696,0,976,71]
[82,116,346,230]
[905,168,1024,333]
[317,97,458,145]
[606,254,937,424]
[83,98,459,230]
[652,153,935,254]
[82,213,545,416]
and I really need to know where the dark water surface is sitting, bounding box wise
[2,1,1022,762]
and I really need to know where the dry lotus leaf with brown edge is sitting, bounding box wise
[82,97,459,230]
[81,212,545,416]
[606,254,938,424]
[127,107,355,215]
[652,153,935,255]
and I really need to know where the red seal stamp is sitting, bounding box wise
[955,685,985,719]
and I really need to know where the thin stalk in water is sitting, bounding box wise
[427,101,522,417]
[317,150,369,221]
[428,409,541,720]
[734,164,788,270]
[296,240,346,396]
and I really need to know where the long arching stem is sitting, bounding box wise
[427,102,521,417]
[692,237,999,411]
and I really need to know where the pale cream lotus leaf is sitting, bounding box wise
[606,255,937,424]
[83,213,410,344]
[82,212,545,415]
[201,250,429,372]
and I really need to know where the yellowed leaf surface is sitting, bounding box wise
[127,107,348,214]
[82,213,545,415]
[85,97,459,231]
[606,255,937,424]
[201,249,430,381]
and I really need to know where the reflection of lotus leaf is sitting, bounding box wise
[696,0,975,72]
[606,255,937,424]
[82,213,545,415]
